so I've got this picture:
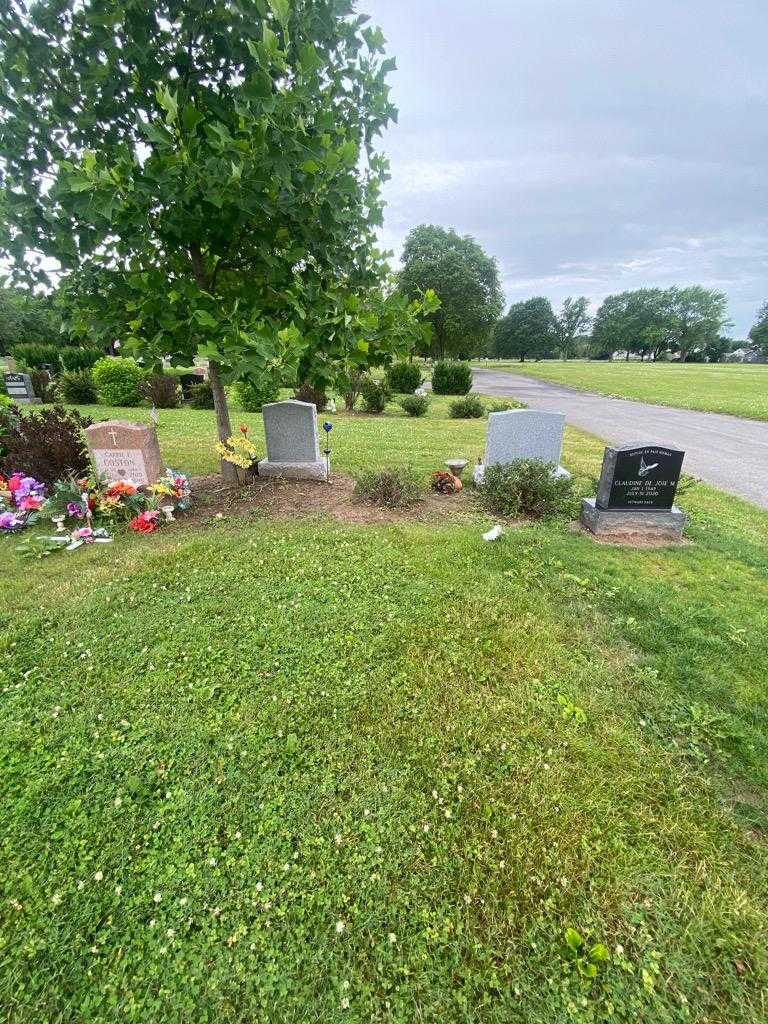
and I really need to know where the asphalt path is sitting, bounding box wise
[473,367,768,508]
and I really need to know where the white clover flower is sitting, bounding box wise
[153,892,162,903]
[93,871,103,882]
[51,894,62,906]
[340,998,350,1010]
[388,933,396,944]
[335,920,346,933]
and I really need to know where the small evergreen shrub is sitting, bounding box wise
[360,377,390,414]
[60,347,103,371]
[58,369,97,404]
[400,394,429,417]
[353,467,423,509]
[91,356,145,406]
[0,404,92,485]
[142,373,181,408]
[478,459,575,520]
[10,342,62,371]
[449,394,485,418]
[386,361,422,393]
[294,382,327,411]
[188,381,215,409]
[234,375,280,412]
[431,359,472,395]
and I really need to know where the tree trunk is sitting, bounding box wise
[625,348,630,361]
[208,358,238,484]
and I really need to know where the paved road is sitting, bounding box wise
[473,368,768,508]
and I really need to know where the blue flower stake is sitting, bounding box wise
[322,420,333,482]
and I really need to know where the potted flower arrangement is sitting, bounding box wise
[215,425,259,483]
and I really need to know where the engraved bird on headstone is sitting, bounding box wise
[638,456,658,476]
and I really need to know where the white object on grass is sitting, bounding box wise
[482,525,504,542]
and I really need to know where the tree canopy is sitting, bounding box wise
[397,224,503,359]
[0,284,60,354]
[591,286,729,361]
[553,296,590,359]
[493,297,555,362]
[749,302,768,355]
[0,0,415,474]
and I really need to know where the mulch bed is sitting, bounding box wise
[185,472,481,527]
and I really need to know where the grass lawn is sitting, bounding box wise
[478,360,768,421]
[2,401,768,1022]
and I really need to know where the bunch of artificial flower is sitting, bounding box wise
[215,425,259,470]
[0,473,46,532]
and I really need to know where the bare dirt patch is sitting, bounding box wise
[186,472,481,527]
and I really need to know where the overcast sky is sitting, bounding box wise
[362,0,768,337]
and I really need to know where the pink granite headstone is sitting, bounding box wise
[85,420,163,487]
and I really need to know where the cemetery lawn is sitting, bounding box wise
[481,360,768,421]
[2,408,768,1022]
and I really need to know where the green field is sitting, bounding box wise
[480,360,768,421]
[2,402,768,1022]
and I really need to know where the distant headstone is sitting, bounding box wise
[85,420,163,487]
[581,443,686,541]
[257,400,327,481]
[4,372,40,404]
[474,409,569,483]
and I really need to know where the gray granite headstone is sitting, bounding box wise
[485,409,565,466]
[258,399,327,481]
[4,372,40,404]
[474,409,569,483]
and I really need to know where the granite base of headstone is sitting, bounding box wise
[257,399,327,481]
[85,420,163,487]
[581,443,686,542]
[4,372,41,404]
[473,409,570,484]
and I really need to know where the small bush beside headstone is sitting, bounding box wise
[142,373,181,409]
[353,467,423,509]
[294,382,327,411]
[432,359,472,395]
[0,404,92,485]
[477,459,576,520]
[449,394,485,418]
[188,381,215,409]
[233,375,280,412]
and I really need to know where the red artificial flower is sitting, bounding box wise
[7,473,22,493]
[129,510,160,534]
[239,423,249,434]
[19,496,43,511]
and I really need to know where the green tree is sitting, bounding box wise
[493,297,555,362]
[749,302,768,355]
[554,296,590,359]
[702,336,734,363]
[591,288,674,361]
[667,286,729,362]
[397,225,503,359]
[0,0,399,479]
[0,285,60,354]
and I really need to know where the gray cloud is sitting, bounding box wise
[364,0,768,335]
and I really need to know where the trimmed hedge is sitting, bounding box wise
[91,356,146,407]
[386,361,422,393]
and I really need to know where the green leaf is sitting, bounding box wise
[193,309,218,328]
[155,85,178,124]
[301,159,319,174]
[268,0,290,27]
[589,943,609,963]
[565,928,583,952]
[181,104,204,134]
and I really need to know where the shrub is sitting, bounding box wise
[477,459,575,520]
[233,375,280,412]
[400,394,429,418]
[142,373,181,409]
[360,377,390,414]
[91,356,145,406]
[488,399,524,413]
[449,394,485,418]
[188,381,215,409]
[0,404,92,486]
[57,369,97,404]
[60,347,103,371]
[386,361,422,393]
[353,467,423,509]
[294,382,327,411]
[9,342,62,371]
[431,359,472,395]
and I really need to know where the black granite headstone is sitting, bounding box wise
[4,372,38,403]
[596,443,684,511]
